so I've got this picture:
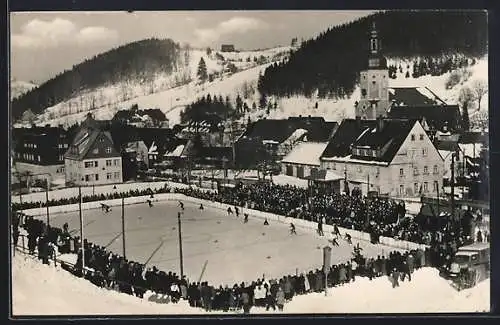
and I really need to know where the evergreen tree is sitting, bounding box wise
[197,57,208,82]
[259,93,267,109]
[458,86,474,131]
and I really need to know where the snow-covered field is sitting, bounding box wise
[12,252,489,315]
[26,199,398,286]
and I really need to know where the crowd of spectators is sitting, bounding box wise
[14,210,432,313]
[12,181,486,312]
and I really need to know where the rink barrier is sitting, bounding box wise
[22,193,428,251]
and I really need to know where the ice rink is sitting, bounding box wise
[43,200,401,286]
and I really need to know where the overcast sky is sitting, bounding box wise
[10,11,374,83]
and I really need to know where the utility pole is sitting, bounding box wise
[178,212,184,279]
[121,196,126,259]
[78,186,85,277]
[451,152,456,222]
[45,178,50,227]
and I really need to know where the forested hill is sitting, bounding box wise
[12,38,181,120]
[258,10,487,99]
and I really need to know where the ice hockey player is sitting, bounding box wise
[235,206,240,217]
[290,223,297,235]
[147,199,154,208]
[178,201,184,211]
[330,235,339,246]
[317,218,324,236]
[345,233,352,245]
[243,213,249,223]
[333,224,341,237]
[101,203,111,213]
[227,207,233,215]
[264,218,269,226]
[199,203,204,210]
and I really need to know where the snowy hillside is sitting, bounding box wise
[19,46,290,128]
[10,79,37,100]
[12,253,489,315]
[247,57,488,126]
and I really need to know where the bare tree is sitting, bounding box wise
[471,79,488,111]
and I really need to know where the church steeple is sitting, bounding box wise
[367,20,387,69]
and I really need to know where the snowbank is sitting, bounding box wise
[12,253,489,315]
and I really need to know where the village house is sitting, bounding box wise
[320,117,444,198]
[281,142,329,178]
[12,125,71,185]
[235,116,338,169]
[64,114,123,186]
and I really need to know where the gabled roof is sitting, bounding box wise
[352,119,415,163]
[64,129,116,160]
[321,119,377,158]
[388,105,460,131]
[434,140,459,152]
[282,142,328,166]
[241,116,337,144]
[459,131,488,145]
[388,87,446,107]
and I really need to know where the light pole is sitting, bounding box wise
[78,185,85,277]
[121,195,126,259]
[177,212,184,279]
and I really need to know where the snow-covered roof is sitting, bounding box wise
[164,144,185,157]
[281,142,328,166]
[459,143,483,158]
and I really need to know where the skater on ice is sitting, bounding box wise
[147,199,154,208]
[264,218,269,226]
[333,223,341,237]
[178,201,184,211]
[317,218,324,236]
[227,207,233,216]
[345,233,352,244]
[330,235,339,246]
[290,223,297,235]
[235,206,240,217]
[199,203,204,210]
[243,213,249,223]
[101,203,111,213]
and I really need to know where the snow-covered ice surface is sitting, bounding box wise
[28,200,400,286]
[12,253,489,315]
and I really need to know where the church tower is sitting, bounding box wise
[355,21,391,120]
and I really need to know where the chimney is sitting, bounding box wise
[376,116,384,132]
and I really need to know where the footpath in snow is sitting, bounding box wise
[12,253,489,315]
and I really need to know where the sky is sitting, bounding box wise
[10,11,374,83]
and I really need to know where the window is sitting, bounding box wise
[332,162,336,170]
[99,137,104,142]
[85,161,93,168]
[422,148,428,157]
[37,155,41,162]
[399,168,404,177]
[107,173,112,180]
[95,174,99,181]
[414,183,419,195]
[423,166,428,175]
[92,148,99,154]
[399,185,405,196]
[433,165,438,174]
[94,161,99,167]
[423,182,428,193]
[358,166,362,173]
[64,143,68,148]
[114,172,120,179]
[419,134,424,141]
[59,155,64,161]
[411,134,415,141]
[413,167,419,176]
[106,159,112,167]
[114,159,119,166]
[376,167,380,176]
[85,175,90,182]
[433,181,439,192]
[106,147,112,154]
[34,144,37,149]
